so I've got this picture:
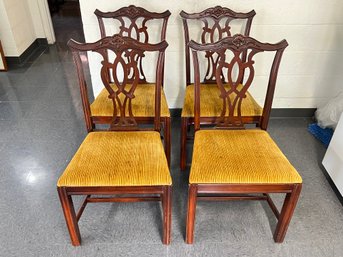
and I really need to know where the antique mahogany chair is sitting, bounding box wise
[91,5,172,165]
[57,35,172,246]
[185,35,302,243]
[180,6,262,170]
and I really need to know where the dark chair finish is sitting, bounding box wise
[57,35,172,246]
[91,5,172,165]
[95,5,170,43]
[185,34,302,243]
[180,6,259,170]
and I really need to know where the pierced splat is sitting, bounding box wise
[111,14,149,83]
[214,48,261,129]
[200,17,234,83]
[95,6,171,84]
[189,34,288,131]
[99,49,143,130]
[68,35,168,131]
[180,6,256,84]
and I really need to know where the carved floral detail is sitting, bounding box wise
[232,35,246,48]
[111,35,125,45]
[204,6,235,18]
[115,5,147,19]
[98,35,126,51]
[127,5,140,16]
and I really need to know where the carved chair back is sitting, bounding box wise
[68,35,168,132]
[95,5,171,84]
[190,34,288,131]
[180,6,256,84]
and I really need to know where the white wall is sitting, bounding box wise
[0,0,55,57]
[2,0,36,56]
[79,0,343,109]
[0,0,17,56]
[28,0,56,44]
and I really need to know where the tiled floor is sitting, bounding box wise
[1,5,343,257]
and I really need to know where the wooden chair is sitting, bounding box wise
[180,6,261,170]
[91,5,172,166]
[57,35,172,246]
[185,34,302,244]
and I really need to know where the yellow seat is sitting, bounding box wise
[181,84,263,118]
[91,84,170,117]
[58,131,172,187]
[190,130,302,184]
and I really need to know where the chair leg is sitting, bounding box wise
[162,186,172,245]
[186,184,198,244]
[164,117,171,167]
[180,117,188,171]
[273,183,302,243]
[57,187,81,246]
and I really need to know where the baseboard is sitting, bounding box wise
[170,109,182,117]
[5,38,48,69]
[270,108,316,118]
[169,108,316,118]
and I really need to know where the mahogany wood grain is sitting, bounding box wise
[162,186,172,244]
[76,195,90,222]
[273,184,302,242]
[86,196,161,203]
[186,184,198,244]
[57,187,81,246]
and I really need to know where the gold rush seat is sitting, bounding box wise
[190,130,302,184]
[58,131,171,187]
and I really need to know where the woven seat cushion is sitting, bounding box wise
[57,131,172,187]
[90,83,170,117]
[190,130,302,184]
[181,84,263,117]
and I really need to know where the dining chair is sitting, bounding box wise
[185,34,302,244]
[91,5,172,166]
[57,35,172,246]
[180,6,261,170]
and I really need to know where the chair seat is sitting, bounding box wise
[181,84,263,117]
[90,83,170,117]
[190,130,302,184]
[57,131,172,187]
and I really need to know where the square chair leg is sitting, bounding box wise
[57,187,81,246]
[162,186,172,245]
[274,183,302,243]
[185,184,198,244]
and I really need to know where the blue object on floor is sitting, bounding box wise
[308,123,334,147]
